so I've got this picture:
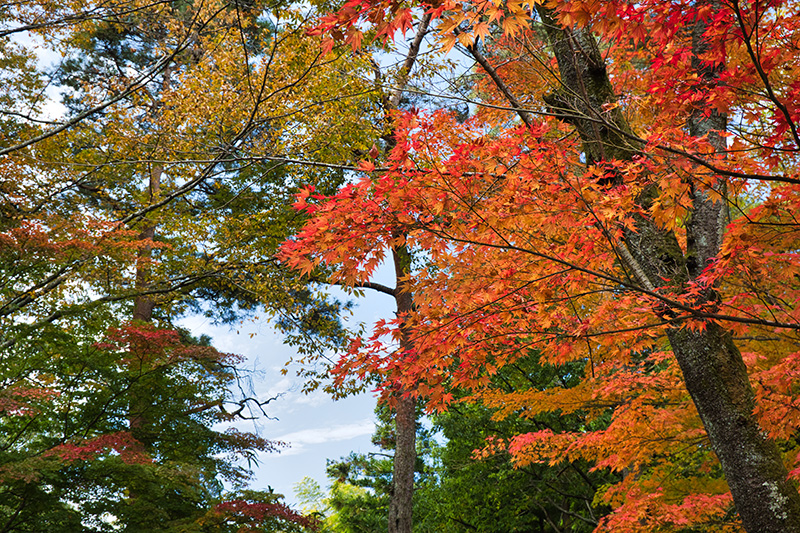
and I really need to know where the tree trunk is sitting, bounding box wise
[387,244,416,533]
[129,65,170,456]
[388,394,416,533]
[132,163,162,324]
[132,63,170,325]
[380,16,429,531]
[128,160,162,446]
[535,6,800,531]
[668,324,800,532]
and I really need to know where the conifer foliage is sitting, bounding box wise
[0,0,374,530]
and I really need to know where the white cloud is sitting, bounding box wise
[258,376,293,399]
[291,389,330,407]
[277,420,375,448]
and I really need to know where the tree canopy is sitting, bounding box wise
[0,0,377,530]
[5,0,800,531]
[281,0,800,530]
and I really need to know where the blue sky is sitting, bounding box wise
[179,277,396,505]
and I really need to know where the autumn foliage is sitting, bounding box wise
[211,496,321,532]
[1,0,376,527]
[282,0,800,530]
[5,0,800,528]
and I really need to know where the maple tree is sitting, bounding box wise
[282,0,800,530]
[197,489,321,532]
[285,13,438,533]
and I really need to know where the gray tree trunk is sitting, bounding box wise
[381,16,430,533]
[388,395,416,533]
[387,245,416,533]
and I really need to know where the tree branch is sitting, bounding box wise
[460,33,533,127]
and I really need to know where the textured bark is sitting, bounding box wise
[388,394,416,533]
[132,65,170,324]
[382,18,429,532]
[387,244,416,533]
[131,178,159,324]
[536,7,641,165]
[668,324,800,532]
[535,6,800,531]
[130,66,170,451]
[129,161,162,454]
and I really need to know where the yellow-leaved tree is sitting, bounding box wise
[0,0,381,528]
